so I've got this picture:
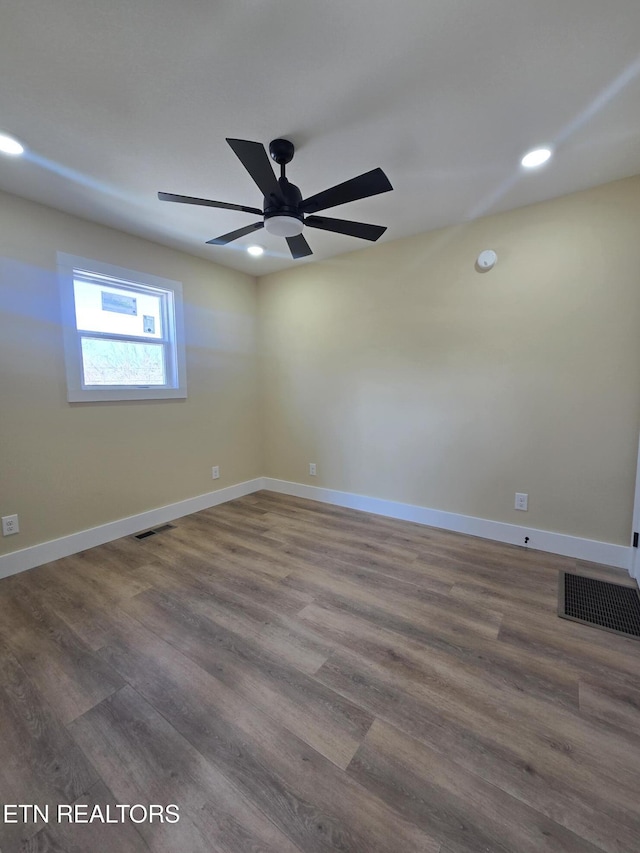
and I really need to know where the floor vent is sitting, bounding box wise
[133,523,176,541]
[558,572,640,639]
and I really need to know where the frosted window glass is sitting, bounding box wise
[81,338,166,385]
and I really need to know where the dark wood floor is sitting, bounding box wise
[1,491,640,853]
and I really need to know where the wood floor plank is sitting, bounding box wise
[498,611,640,684]
[60,551,154,600]
[314,647,639,853]
[348,719,605,853]
[449,577,557,613]
[132,512,293,581]
[142,517,295,581]
[579,676,640,735]
[196,501,274,532]
[299,604,578,708]
[413,531,571,571]
[24,781,151,853]
[147,548,315,614]
[413,549,560,593]
[286,562,504,643]
[119,587,373,769]
[263,525,432,580]
[68,684,303,853]
[264,532,455,595]
[298,598,580,710]
[300,600,640,802]
[261,509,424,563]
[134,559,333,674]
[248,491,380,525]
[0,641,98,851]
[84,536,159,572]
[1,490,639,853]
[573,559,637,585]
[93,621,440,853]
[0,558,151,653]
[0,581,124,723]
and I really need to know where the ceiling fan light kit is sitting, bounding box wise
[158,137,393,259]
[265,215,304,237]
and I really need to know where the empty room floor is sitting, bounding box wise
[1,490,639,853]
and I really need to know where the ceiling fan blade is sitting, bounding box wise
[304,215,386,242]
[286,234,313,259]
[226,138,283,202]
[206,221,264,245]
[300,167,393,215]
[158,192,262,215]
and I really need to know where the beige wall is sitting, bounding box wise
[3,177,640,557]
[0,191,261,555]
[259,176,640,546]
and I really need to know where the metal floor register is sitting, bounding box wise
[558,571,640,639]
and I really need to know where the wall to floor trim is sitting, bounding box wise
[0,475,632,580]
[263,478,632,572]
[0,478,264,580]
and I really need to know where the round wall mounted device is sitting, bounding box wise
[476,249,497,271]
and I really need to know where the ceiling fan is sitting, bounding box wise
[158,138,393,259]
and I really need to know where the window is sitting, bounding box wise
[58,253,187,402]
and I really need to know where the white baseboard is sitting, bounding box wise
[0,478,264,580]
[0,475,632,580]
[263,478,632,573]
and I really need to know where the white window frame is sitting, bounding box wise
[58,252,187,402]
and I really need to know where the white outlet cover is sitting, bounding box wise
[2,514,19,535]
[514,492,528,511]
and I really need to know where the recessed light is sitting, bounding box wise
[521,147,552,169]
[247,245,264,257]
[0,133,25,156]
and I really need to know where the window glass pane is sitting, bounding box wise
[74,279,164,339]
[81,337,166,386]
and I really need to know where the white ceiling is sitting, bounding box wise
[1,0,640,276]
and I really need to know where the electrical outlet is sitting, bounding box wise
[2,514,19,536]
[515,493,528,511]
[309,463,317,476]
[212,466,220,480]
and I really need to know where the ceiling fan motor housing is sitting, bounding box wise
[263,177,304,235]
